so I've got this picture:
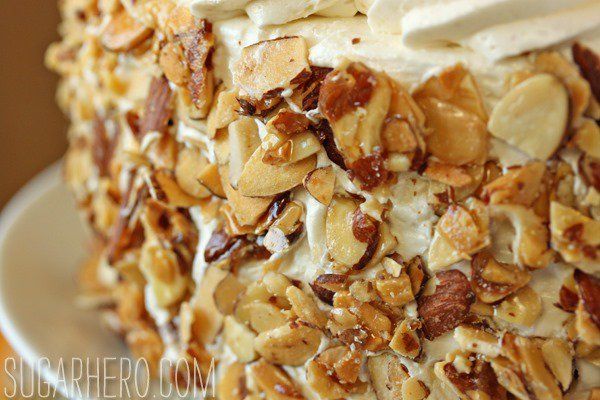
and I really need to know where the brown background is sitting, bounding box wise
[0,1,67,208]
[0,2,66,393]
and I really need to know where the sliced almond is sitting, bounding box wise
[471,252,531,304]
[175,146,212,199]
[233,282,272,325]
[197,163,226,198]
[220,165,273,226]
[159,42,189,87]
[573,118,600,159]
[228,117,261,187]
[488,74,569,160]
[374,272,413,307]
[424,161,473,187]
[319,62,391,163]
[247,302,289,333]
[254,323,322,366]
[233,37,310,100]
[401,377,430,400]
[454,325,500,358]
[237,147,317,197]
[286,286,328,329]
[574,269,600,333]
[389,319,421,359]
[303,166,335,206]
[367,353,409,400]
[192,266,227,345]
[213,273,245,316]
[207,89,240,137]
[541,338,573,391]
[101,10,152,52]
[482,161,545,206]
[223,315,257,363]
[217,362,246,400]
[326,197,368,268]
[250,359,304,400]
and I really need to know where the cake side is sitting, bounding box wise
[46,1,600,399]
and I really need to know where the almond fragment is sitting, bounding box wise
[454,325,500,358]
[574,269,600,330]
[175,146,211,199]
[573,118,600,159]
[389,319,421,359]
[303,166,335,206]
[192,266,227,345]
[223,316,257,363]
[197,163,226,198]
[101,10,152,52]
[326,197,379,270]
[147,169,204,208]
[550,202,600,271]
[237,146,317,197]
[367,353,409,400]
[159,42,189,86]
[573,42,600,102]
[496,286,542,327]
[374,271,413,307]
[254,323,322,366]
[319,62,391,163]
[541,338,573,391]
[217,362,246,400]
[435,354,507,400]
[482,161,546,206]
[213,273,245,316]
[140,76,174,137]
[424,161,473,187]
[401,377,430,400]
[417,270,475,340]
[207,89,240,137]
[310,274,349,305]
[220,165,273,226]
[286,286,327,329]
[233,37,310,100]
[488,74,568,160]
[471,252,531,304]
[233,282,272,325]
[250,360,304,400]
[247,302,288,333]
[228,117,261,187]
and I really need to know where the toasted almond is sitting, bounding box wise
[471,252,531,304]
[574,269,600,333]
[207,89,240,137]
[262,132,321,166]
[326,197,370,269]
[488,74,568,160]
[159,42,189,86]
[310,274,349,305]
[237,147,317,197]
[286,286,327,329]
[233,282,272,324]
[454,325,500,358]
[223,315,257,363]
[418,97,487,166]
[424,161,473,187]
[192,266,227,345]
[401,377,430,400]
[435,354,507,400]
[303,166,335,206]
[572,42,600,103]
[148,169,204,207]
[228,117,261,187]
[367,353,409,400]
[306,358,350,399]
[417,270,474,340]
[482,162,546,206]
[233,37,310,100]
[217,362,246,400]
[213,273,245,316]
[197,163,226,198]
[140,243,188,308]
[220,165,273,226]
[175,146,212,199]
[491,204,553,269]
[247,302,289,333]
[254,323,322,366]
[101,10,152,52]
[573,118,600,159]
[496,286,542,327]
[512,335,563,400]
[250,359,304,400]
[390,319,421,359]
[550,202,600,270]
[319,62,391,163]
[541,338,573,391]
[375,272,413,307]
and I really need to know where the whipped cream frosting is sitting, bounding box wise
[182,0,600,61]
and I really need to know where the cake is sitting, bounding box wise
[46,0,600,399]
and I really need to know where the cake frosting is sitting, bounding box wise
[47,0,600,399]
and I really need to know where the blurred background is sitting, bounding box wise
[0,1,67,208]
[0,2,65,397]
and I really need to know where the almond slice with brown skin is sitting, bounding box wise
[233,36,310,100]
[326,196,377,269]
[303,166,335,205]
[101,10,152,52]
[488,74,569,160]
[573,42,600,101]
[237,147,317,197]
[574,269,600,329]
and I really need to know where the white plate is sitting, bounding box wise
[0,163,130,398]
